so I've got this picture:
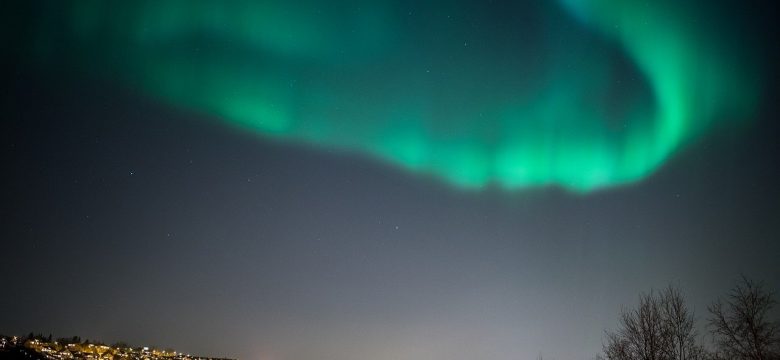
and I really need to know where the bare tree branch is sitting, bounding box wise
[604,286,703,360]
[707,276,780,360]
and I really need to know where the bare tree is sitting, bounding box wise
[660,286,705,360]
[708,276,780,360]
[604,287,703,360]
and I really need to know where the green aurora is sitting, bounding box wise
[12,0,760,192]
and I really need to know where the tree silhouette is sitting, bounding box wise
[603,286,703,360]
[660,287,705,360]
[708,276,780,360]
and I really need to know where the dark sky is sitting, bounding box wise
[2,1,779,360]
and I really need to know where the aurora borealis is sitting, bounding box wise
[14,0,759,192]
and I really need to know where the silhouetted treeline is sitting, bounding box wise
[602,277,779,360]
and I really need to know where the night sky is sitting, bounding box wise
[2,1,779,360]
